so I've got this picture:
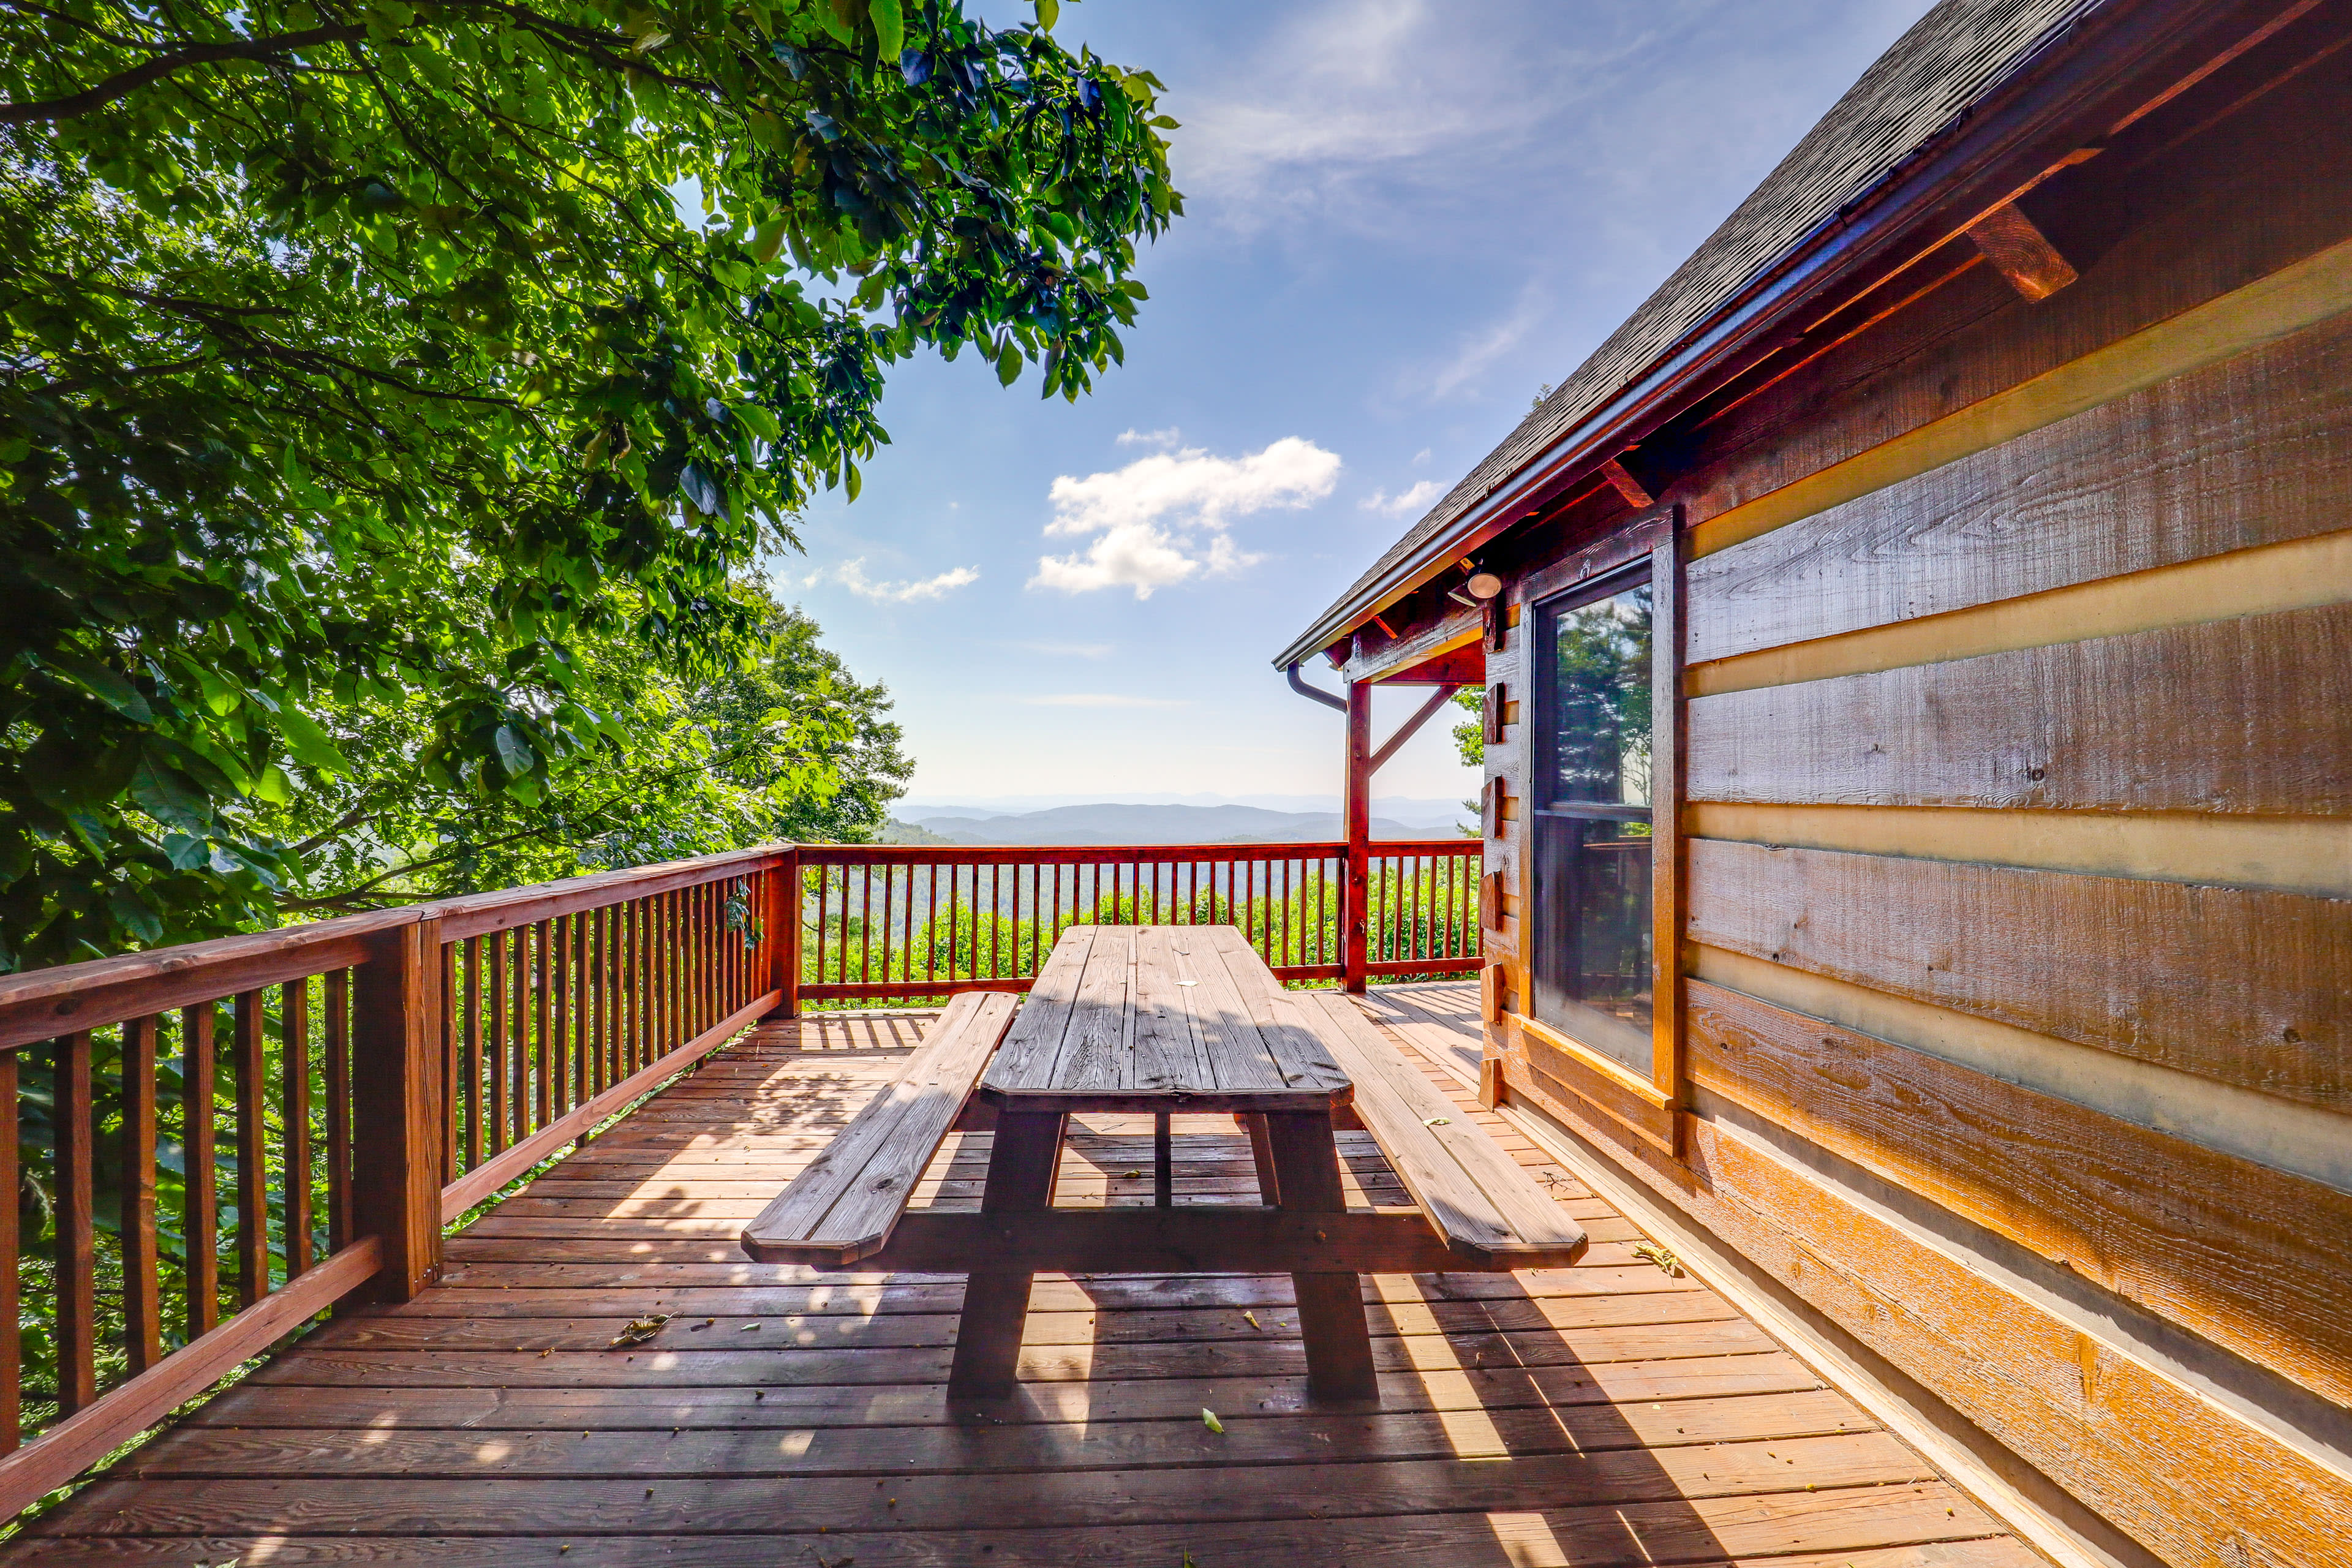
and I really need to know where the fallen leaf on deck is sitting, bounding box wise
[1122,1170,1143,1178]
[1632,1240,1684,1278]
[1200,1408,1224,1434]
[609,1313,671,1347]
[1242,1311,1261,1330]
[1423,1116,1451,1127]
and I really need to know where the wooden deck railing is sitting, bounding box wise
[0,845,792,1518]
[0,832,1479,1518]
[793,839,1483,1005]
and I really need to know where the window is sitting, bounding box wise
[1528,570,1654,1071]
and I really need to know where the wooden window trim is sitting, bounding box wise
[1503,507,1689,1159]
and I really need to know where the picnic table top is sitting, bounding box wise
[978,925,1355,1114]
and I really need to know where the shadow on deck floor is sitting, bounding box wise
[5,986,2034,1566]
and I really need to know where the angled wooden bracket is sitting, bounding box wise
[1599,456,1654,509]
[1967,202,2078,301]
[1368,683,1463,773]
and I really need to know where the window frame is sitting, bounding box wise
[1525,563,1659,1073]
[1499,516,1687,1158]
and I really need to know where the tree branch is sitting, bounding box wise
[0,23,365,124]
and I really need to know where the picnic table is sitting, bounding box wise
[959,923,1375,1397]
[741,925,1588,1403]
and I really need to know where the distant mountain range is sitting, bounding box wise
[888,801,1469,847]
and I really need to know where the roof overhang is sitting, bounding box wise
[1274,0,2287,671]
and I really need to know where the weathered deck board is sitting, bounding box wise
[4,989,2028,1566]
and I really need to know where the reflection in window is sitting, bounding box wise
[1529,578,1654,1071]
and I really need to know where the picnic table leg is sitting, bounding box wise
[947,1109,1064,1398]
[1153,1112,1173,1209]
[1240,1112,1281,1205]
[1265,1111,1379,1403]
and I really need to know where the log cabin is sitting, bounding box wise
[1276,0,2352,1563]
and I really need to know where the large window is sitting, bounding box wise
[1528,570,1654,1072]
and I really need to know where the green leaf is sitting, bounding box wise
[277,707,350,775]
[869,0,903,60]
[493,724,539,779]
[42,650,153,722]
[1036,0,1059,30]
[750,217,788,263]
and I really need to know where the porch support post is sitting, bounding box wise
[1343,679,1373,995]
[352,916,444,1303]
[768,848,801,1019]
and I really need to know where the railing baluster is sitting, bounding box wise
[53,1031,96,1415]
[325,971,350,1252]
[703,881,718,1028]
[284,977,312,1278]
[513,925,533,1148]
[488,930,511,1155]
[122,1014,162,1373]
[180,1003,219,1336]
[554,913,574,1120]
[232,992,268,1306]
[461,939,481,1172]
[591,904,608,1095]
[533,920,552,1134]
[0,1047,16,1453]
[437,945,456,1185]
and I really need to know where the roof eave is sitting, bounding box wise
[1273,0,2242,673]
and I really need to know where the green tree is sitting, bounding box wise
[258,583,911,913]
[1,0,1178,968]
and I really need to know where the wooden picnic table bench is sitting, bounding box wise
[740,925,1586,1401]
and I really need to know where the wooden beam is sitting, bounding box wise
[1600,456,1654,508]
[1966,200,2078,301]
[1376,644,1485,687]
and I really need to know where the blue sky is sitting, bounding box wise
[772,0,1939,810]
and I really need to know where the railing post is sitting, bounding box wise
[1343,680,1373,994]
[352,914,444,1303]
[769,848,801,1019]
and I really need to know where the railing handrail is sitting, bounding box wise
[0,844,791,1050]
[800,837,1474,865]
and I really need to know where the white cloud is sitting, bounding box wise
[1116,426,1183,448]
[1010,640,1115,659]
[1030,436,1341,598]
[1360,479,1443,518]
[829,559,980,603]
[1022,694,1191,709]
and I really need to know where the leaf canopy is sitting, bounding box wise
[0,0,1179,968]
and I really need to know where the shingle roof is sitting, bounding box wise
[1276,0,2104,668]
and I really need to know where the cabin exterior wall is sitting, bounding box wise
[1469,42,2352,1568]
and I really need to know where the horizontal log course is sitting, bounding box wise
[1687,838,2349,1109]
[1688,600,2351,813]
[1687,308,2352,664]
[1685,979,2352,1408]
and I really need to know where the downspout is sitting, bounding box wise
[1286,662,1348,712]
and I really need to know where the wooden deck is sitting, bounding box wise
[6,987,2035,1566]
